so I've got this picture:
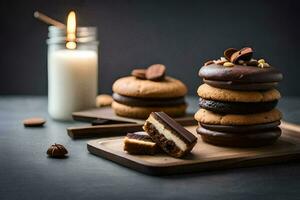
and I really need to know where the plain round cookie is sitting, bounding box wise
[112,101,187,119]
[198,84,281,103]
[112,76,187,98]
[194,108,282,125]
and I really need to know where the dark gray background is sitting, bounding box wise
[0,0,299,96]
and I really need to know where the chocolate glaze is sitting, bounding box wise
[199,64,283,83]
[199,97,278,114]
[152,112,197,144]
[197,126,281,147]
[203,79,279,91]
[113,93,186,107]
[200,121,281,133]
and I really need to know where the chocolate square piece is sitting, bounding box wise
[143,112,197,158]
[124,132,159,155]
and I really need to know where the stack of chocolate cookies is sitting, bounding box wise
[112,64,188,119]
[195,47,283,147]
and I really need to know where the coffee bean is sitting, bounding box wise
[47,143,68,158]
[146,64,166,81]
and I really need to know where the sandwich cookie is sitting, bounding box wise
[200,48,283,91]
[112,64,188,119]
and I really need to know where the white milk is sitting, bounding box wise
[48,49,98,120]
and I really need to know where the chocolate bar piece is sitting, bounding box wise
[123,132,158,155]
[143,112,197,158]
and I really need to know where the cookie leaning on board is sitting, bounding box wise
[196,47,283,147]
[123,112,197,158]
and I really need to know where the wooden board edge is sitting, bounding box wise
[87,138,300,176]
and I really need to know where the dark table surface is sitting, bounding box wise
[1,96,300,200]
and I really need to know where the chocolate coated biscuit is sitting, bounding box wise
[199,64,283,83]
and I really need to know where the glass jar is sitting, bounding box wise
[47,26,99,121]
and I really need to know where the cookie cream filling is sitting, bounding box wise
[146,115,187,151]
[125,138,156,146]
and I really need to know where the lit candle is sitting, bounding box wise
[48,11,98,120]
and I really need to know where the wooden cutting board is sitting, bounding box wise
[87,122,300,176]
[69,107,197,139]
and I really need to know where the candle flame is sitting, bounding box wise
[66,11,76,49]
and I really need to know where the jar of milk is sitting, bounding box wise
[47,26,98,120]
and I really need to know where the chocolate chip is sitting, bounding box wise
[131,69,147,79]
[145,64,166,81]
[230,47,253,63]
[47,144,68,158]
[224,48,238,61]
[23,117,46,127]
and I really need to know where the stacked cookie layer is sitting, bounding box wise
[195,48,283,147]
[112,65,188,119]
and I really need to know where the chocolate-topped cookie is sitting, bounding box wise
[200,47,283,91]
[199,64,283,91]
